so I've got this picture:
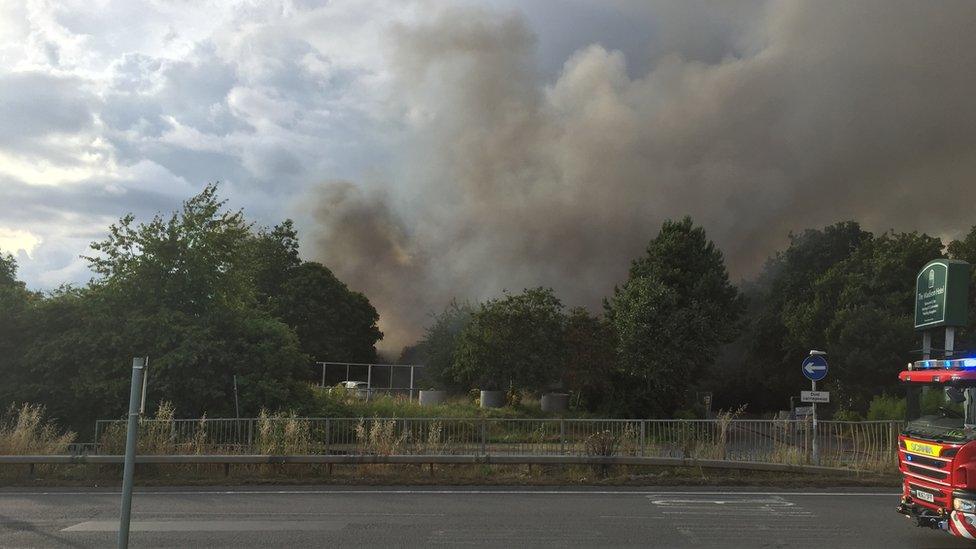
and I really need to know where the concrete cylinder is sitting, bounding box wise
[419,390,446,406]
[480,390,505,408]
[541,393,570,413]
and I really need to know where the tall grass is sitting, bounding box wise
[257,410,312,455]
[313,387,582,420]
[355,419,405,455]
[0,404,75,455]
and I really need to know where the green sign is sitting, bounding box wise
[914,259,970,330]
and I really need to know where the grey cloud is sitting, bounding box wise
[309,1,976,352]
[0,71,95,147]
[0,177,181,226]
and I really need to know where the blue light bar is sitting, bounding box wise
[912,359,976,370]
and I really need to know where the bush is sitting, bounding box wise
[832,409,864,421]
[866,395,906,420]
[672,409,698,420]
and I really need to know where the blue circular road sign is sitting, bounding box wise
[801,355,828,381]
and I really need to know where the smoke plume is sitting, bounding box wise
[311,1,976,352]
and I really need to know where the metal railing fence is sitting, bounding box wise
[91,417,903,472]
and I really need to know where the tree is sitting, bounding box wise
[406,300,475,391]
[250,220,302,308]
[563,308,616,411]
[0,253,34,407]
[705,222,869,412]
[454,288,566,391]
[948,225,976,347]
[789,231,944,410]
[605,217,743,417]
[272,262,382,363]
[7,185,316,432]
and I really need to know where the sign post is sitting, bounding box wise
[119,357,146,549]
[801,352,828,465]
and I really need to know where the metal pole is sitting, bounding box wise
[923,331,932,360]
[321,363,326,387]
[346,363,350,382]
[367,364,372,402]
[409,366,415,401]
[947,327,956,358]
[233,375,240,419]
[119,357,146,549]
[811,379,819,465]
[139,357,149,415]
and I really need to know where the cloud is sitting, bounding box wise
[0,228,42,258]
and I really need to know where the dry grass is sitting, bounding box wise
[0,404,75,455]
[257,410,312,455]
[356,419,406,456]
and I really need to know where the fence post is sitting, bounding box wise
[480,420,487,457]
[559,420,566,454]
[325,418,331,455]
[804,418,812,465]
[640,421,646,457]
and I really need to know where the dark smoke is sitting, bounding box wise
[311,1,976,352]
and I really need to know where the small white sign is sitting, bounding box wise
[801,390,830,404]
[794,405,814,417]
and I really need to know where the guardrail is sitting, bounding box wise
[88,417,902,472]
[0,454,870,476]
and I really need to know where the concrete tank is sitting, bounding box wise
[480,390,505,408]
[419,390,446,406]
[541,393,570,413]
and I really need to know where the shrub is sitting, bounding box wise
[866,395,906,420]
[584,430,619,457]
[832,409,864,421]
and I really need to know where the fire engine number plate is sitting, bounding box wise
[914,489,935,503]
[905,440,941,457]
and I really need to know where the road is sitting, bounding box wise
[0,486,971,548]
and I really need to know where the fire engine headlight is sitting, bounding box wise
[954,498,976,513]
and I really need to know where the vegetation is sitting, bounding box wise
[453,288,567,391]
[0,185,382,434]
[0,404,75,455]
[5,182,976,429]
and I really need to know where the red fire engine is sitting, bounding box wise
[897,358,976,540]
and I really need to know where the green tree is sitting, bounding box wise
[606,217,743,417]
[250,220,302,307]
[705,222,869,412]
[790,231,944,410]
[948,226,976,346]
[563,308,616,411]
[406,300,475,391]
[272,262,382,363]
[0,253,34,406]
[8,186,316,431]
[454,288,566,391]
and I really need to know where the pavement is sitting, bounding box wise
[0,485,971,548]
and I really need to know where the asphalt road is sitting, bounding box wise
[0,486,972,548]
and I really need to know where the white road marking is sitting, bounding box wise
[62,520,347,532]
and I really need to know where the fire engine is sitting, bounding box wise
[897,357,976,540]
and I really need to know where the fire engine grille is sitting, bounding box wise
[906,463,950,482]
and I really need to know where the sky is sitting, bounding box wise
[4,0,976,352]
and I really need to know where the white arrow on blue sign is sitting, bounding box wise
[801,355,828,381]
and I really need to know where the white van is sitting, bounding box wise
[339,381,369,399]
